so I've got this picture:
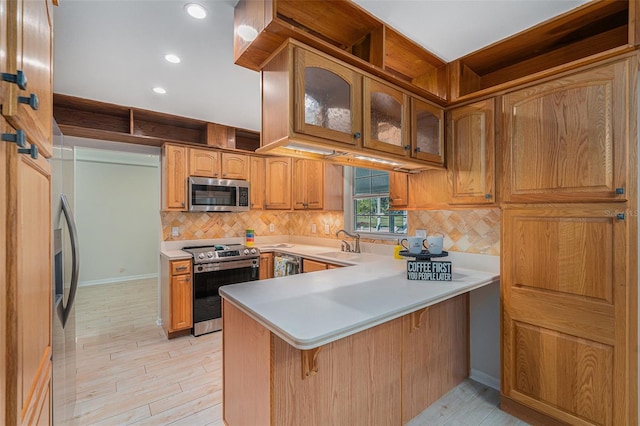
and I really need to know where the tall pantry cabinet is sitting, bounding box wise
[1,0,55,425]
[500,55,637,425]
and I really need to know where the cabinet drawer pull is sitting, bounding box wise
[1,70,27,90]
[2,129,27,148]
[17,93,39,110]
[176,266,188,271]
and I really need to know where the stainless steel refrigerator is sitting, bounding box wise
[51,121,79,424]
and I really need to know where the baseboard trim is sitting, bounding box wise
[469,368,499,391]
[500,395,570,426]
[79,273,158,287]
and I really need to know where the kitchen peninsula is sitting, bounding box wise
[219,245,498,425]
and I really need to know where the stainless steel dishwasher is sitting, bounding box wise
[273,252,301,277]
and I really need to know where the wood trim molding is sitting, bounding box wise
[500,395,570,426]
[301,347,322,379]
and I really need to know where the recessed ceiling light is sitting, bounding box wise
[236,24,258,42]
[185,3,206,19]
[153,87,167,94]
[164,54,181,64]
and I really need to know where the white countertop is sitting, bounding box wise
[220,244,499,350]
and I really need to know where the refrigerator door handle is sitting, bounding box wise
[60,194,79,328]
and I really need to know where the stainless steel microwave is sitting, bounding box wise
[188,177,250,212]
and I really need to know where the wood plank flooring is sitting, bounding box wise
[71,278,527,425]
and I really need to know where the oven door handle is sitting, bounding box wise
[194,258,258,273]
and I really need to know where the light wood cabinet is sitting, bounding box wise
[293,47,362,146]
[265,157,292,210]
[2,116,53,425]
[2,0,54,158]
[363,78,409,157]
[301,258,343,273]
[249,156,265,210]
[162,145,188,210]
[292,159,343,211]
[411,98,444,165]
[447,98,495,205]
[2,1,54,421]
[502,57,631,203]
[501,206,632,425]
[189,148,220,178]
[261,41,445,172]
[259,253,274,280]
[221,152,249,180]
[161,258,193,337]
[389,172,408,208]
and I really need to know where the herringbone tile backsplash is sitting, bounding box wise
[161,208,501,255]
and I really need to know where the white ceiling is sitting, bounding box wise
[53,0,588,133]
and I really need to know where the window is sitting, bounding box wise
[347,167,406,236]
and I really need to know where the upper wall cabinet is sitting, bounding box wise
[260,41,445,173]
[2,0,54,158]
[294,48,362,146]
[447,99,495,205]
[501,56,633,203]
[363,78,409,157]
[162,145,189,211]
[411,98,444,165]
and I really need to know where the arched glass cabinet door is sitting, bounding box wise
[363,78,409,156]
[294,48,362,146]
[412,98,444,165]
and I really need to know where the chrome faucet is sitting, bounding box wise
[336,229,360,253]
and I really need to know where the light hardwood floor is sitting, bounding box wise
[71,278,527,426]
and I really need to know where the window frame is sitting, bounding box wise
[343,167,407,239]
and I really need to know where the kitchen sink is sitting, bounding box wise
[317,251,361,261]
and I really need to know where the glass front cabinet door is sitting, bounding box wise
[363,78,410,157]
[294,48,362,146]
[412,98,444,165]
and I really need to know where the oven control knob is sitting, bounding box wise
[197,265,203,272]
[207,251,214,258]
[198,253,205,260]
[243,249,249,255]
[250,248,257,254]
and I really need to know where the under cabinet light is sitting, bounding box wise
[283,143,336,156]
[153,87,167,94]
[353,155,402,167]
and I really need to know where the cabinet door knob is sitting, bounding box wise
[414,147,421,153]
[485,194,492,199]
[18,93,39,111]
[615,187,625,195]
[1,70,27,90]
[18,144,38,160]
[404,145,410,151]
[616,213,625,220]
[354,132,361,139]
[222,173,227,177]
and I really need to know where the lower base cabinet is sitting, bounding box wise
[222,294,469,425]
[301,258,343,273]
[259,253,274,279]
[160,258,193,338]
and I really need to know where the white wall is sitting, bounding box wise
[75,148,160,285]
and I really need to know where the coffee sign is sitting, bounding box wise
[407,261,452,281]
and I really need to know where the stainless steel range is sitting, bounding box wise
[182,244,260,336]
